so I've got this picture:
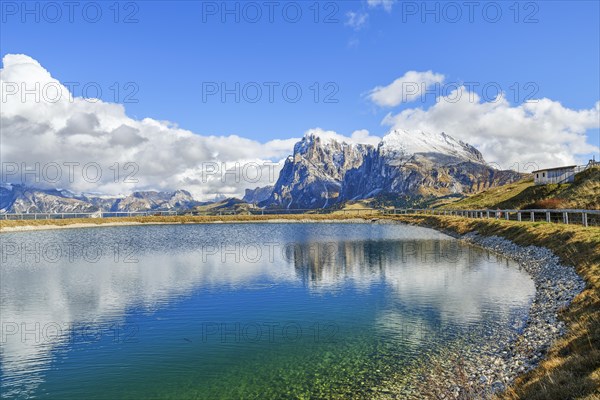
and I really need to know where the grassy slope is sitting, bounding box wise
[391,215,600,400]
[437,166,600,210]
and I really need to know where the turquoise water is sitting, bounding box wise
[0,223,535,399]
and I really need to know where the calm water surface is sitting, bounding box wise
[0,223,535,399]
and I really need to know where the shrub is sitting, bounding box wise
[523,198,565,209]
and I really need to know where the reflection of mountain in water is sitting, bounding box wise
[287,238,534,359]
[287,238,532,323]
[289,239,474,286]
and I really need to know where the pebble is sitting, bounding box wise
[383,232,586,399]
[450,233,585,397]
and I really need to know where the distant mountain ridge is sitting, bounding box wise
[0,185,202,214]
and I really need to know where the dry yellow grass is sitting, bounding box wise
[0,213,382,231]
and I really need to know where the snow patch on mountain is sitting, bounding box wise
[380,129,483,163]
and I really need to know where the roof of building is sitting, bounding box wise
[532,165,577,173]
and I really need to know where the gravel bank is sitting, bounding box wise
[408,231,587,399]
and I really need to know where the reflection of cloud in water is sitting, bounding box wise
[0,223,534,396]
[382,254,534,325]
[290,239,535,352]
[291,240,534,322]
[0,251,298,396]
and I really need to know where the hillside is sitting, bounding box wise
[437,166,600,210]
[193,197,259,214]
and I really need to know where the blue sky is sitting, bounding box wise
[2,0,598,142]
[1,1,599,197]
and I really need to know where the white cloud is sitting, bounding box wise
[345,11,368,30]
[367,0,395,13]
[368,70,445,107]
[4,54,597,197]
[0,54,299,200]
[304,127,381,147]
[0,54,382,200]
[381,87,600,169]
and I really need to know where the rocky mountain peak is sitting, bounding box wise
[263,129,523,209]
[293,132,357,157]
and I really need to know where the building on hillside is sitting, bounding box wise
[533,158,599,185]
[532,165,577,185]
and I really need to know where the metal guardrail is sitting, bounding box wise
[1,208,599,227]
[0,208,371,220]
[385,208,600,227]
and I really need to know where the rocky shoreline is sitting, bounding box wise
[406,230,587,399]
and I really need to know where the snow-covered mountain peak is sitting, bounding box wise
[380,129,483,163]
